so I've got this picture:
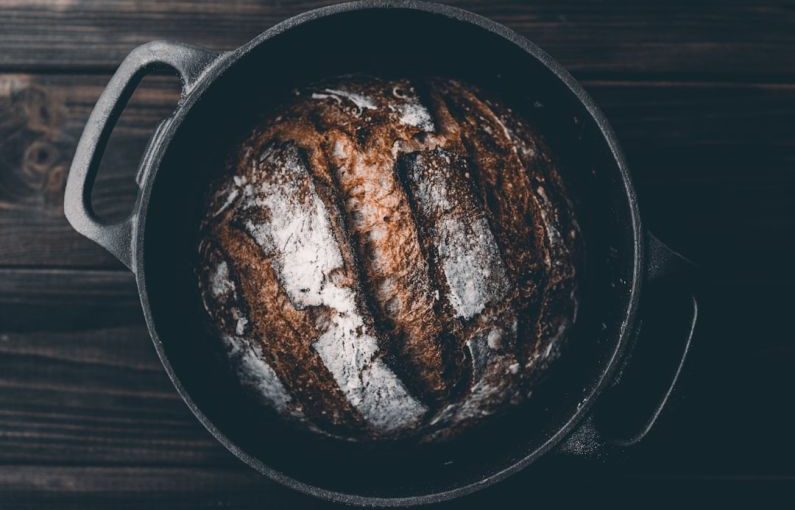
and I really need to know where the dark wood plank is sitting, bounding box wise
[0,1,793,77]
[0,268,237,467]
[0,268,139,331]
[586,80,795,284]
[0,73,180,270]
[0,268,793,478]
[0,465,260,492]
[0,0,790,504]
[0,326,228,466]
[0,466,328,509]
[2,73,793,282]
[1,470,791,509]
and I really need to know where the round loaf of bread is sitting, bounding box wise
[196,76,580,441]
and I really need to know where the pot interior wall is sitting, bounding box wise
[142,7,638,499]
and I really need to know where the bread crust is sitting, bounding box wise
[197,76,580,440]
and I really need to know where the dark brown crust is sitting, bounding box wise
[433,79,546,295]
[327,141,456,406]
[196,75,580,441]
[397,146,524,436]
[224,225,367,434]
[197,239,251,337]
[500,109,580,379]
[433,79,580,385]
[255,80,459,407]
[200,143,370,437]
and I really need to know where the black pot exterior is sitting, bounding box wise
[64,1,696,506]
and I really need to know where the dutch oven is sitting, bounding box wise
[64,1,698,505]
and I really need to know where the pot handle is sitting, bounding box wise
[560,232,698,456]
[64,41,220,271]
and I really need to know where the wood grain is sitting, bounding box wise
[0,274,793,510]
[0,0,793,505]
[1,73,793,283]
[0,0,793,77]
[0,466,325,509]
[588,80,795,284]
[0,73,180,269]
[0,272,793,476]
[0,268,237,466]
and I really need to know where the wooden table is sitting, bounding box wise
[1,1,793,507]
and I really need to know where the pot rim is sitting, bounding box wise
[133,1,644,506]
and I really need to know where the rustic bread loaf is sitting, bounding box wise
[196,76,580,441]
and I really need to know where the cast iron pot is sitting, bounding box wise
[64,1,698,505]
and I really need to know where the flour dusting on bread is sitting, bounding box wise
[197,75,580,441]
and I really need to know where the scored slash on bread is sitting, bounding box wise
[197,76,580,441]
[435,79,580,381]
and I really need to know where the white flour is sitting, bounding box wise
[406,153,509,319]
[436,215,509,320]
[312,88,377,111]
[204,258,296,416]
[221,333,296,416]
[241,144,427,432]
[392,100,435,132]
[209,260,235,298]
